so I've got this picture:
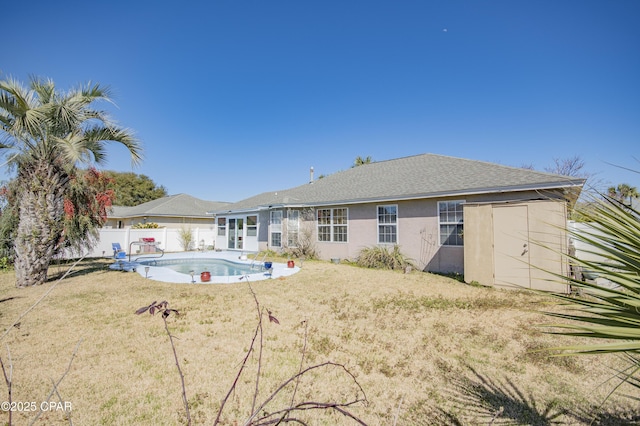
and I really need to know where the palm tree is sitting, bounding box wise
[0,76,142,287]
[353,155,372,167]
[618,183,638,206]
[607,183,639,206]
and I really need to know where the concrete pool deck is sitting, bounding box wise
[108,251,301,284]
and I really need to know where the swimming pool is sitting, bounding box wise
[128,252,300,284]
[140,258,259,276]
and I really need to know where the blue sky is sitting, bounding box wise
[2,0,639,202]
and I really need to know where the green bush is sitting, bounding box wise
[356,245,414,271]
[132,222,159,229]
[0,256,12,271]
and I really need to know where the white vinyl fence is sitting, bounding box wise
[567,221,608,263]
[567,220,621,288]
[81,228,218,259]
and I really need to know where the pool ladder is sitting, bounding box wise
[250,252,268,270]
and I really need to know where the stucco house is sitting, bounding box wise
[210,153,585,291]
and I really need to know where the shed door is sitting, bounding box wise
[493,205,531,289]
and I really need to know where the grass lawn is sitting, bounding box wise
[0,258,638,425]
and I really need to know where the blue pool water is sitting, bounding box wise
[140,258,260,276]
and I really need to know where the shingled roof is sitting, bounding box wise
[110,193,231,218]
[213,153,585,213]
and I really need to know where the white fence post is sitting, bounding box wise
[163,228,168,250]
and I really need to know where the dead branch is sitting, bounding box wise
[214,319,260,425]
[392,395,403,426]
[162,315,190,426]
[247,281,264,417]
[214,280,265,426]
[135,301,190,425]
[140,280,368,425]
[215,279,368,426]
[290,320,308,408]
[0,345,13,426]
[244,362,368,426]
[250,400,368,425]
[29,339,82,426]
[49,378,72,426]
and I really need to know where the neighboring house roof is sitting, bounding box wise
[213,153,585,213]
[109,193,231,219]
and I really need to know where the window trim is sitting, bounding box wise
[270,210,283,248]
[316,207,349,243]
[247,215,258,237]
[438,200,465,246]
[377,204,398,244]
[217,217,226,236]
[287,210,300,248]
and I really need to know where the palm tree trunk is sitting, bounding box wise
[14,161,68,287]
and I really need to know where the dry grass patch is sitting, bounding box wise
[0,259,638,425]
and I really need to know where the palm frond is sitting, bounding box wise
[78,81,111,99]
[79,108,115,127]
[540,192,640,395]
[53,132,89,164]
[29,76,56,104]
[0,77,49,151]
[2,76,143,167]
[83,126,142,166]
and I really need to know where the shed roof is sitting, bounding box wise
[214,153,585,213]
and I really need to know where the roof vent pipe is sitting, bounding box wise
[309,166,314,183]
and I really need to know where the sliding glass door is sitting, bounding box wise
[227,218,244,250]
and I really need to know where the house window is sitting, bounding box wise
[287,210,300,247]
[438,201,464,246]
[377,205,397,244]
[317,208,348,242]
[247,215,257,237]
[270,210,282,247]
[217,217,226,236]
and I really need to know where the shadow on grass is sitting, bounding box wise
[429,271,466,283]
[397,365,565,425]
[47,258,112,280]
[422,365,639,425]
[569,405,640,425]
[441,365,567,425]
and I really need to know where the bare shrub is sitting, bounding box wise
[177,226,194,251]
[283,208,319,260]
